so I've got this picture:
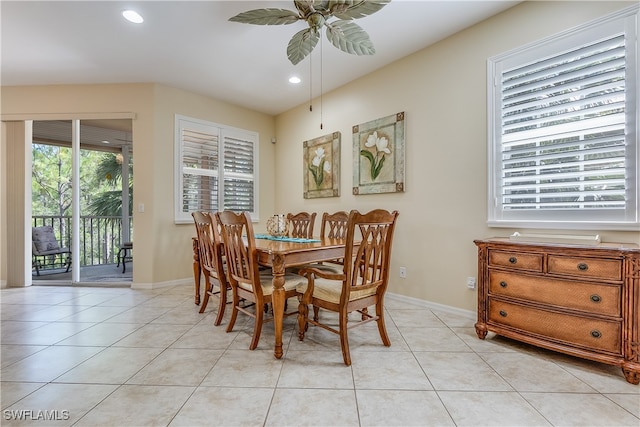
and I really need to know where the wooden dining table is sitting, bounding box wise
[192,235,349,359]
[254,236,348,359]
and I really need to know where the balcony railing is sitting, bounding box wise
[32,216,131,267]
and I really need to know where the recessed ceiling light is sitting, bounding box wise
[289,76,301,84]
[122,10,144,24]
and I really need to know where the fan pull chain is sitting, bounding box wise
[320,36,323,130]
[309,35,313,113]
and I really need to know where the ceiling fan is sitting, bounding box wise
[229,0,391,65]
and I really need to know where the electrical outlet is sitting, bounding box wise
[466,277,476,289]
[399,267,407,279]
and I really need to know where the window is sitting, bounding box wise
[175,115,258,223]
[487,6,638,230]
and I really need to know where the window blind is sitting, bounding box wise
[500,34,627,212]
[175,115,258,223]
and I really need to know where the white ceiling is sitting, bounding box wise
[1,1,519,116]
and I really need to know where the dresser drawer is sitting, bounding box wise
[547,255,622,280]
[488,250,542,272]
[489,271,621,317]
[488,299,621,354]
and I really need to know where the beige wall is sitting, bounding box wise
[1,1,637,313]
[1,83,276,287]
[273,1,640,311]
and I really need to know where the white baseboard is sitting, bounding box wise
[386,292,475,320]
[132,278,193,290]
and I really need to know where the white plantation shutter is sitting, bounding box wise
[222,130,255,212]
[488,7,638,229]
[175,115,258,223]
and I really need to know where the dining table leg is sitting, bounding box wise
[270,253,286,359]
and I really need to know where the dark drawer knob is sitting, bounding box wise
[590,330,601,339]
[590,294,601,303]
[500,281,508,288]
[509,257,517,264]
[499,310,507,317]
[577,263,588,271]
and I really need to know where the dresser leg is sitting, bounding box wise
[475,323,488,339]
[622,366,640,385]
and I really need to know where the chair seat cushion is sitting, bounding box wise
[35,247,70,256]
[297,277,377,304]
[237,272,305,296]
[32,226,61,252]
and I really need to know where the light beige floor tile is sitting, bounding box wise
[522,392,640,426]
[75,385,194,427]
[59,294,120,306]
[387,308,446,327]
[415,351,512,391]
[550,353,640,393]
[399,326,473,352]
[102,305,170,323]
[265,388,359,427]
[1,321,49,335]
[604,393,640,417]
[1,345,47,369]
[0,382,46,410]
[57,305,129,322]
[170,322,239,349]
[277,350,354,389]
[0,346,103,382]
[352,351,433,390]
[127,348,224,386]
[169,386,272,426]
[1,322,96,346]
[96,292,156,307]
[139,295,192,308]
[2,305,88,322]
[452,327,523,352]
[112,323,192,348]
[357,389,455,426]
[2,383,117,427]
[480,352,597,392]
[149,305,205,325]
[438,391,552,426]
[54,347,163,384]
[201,349,284,388]
[55,322,143,346]
[432,310,476,328]
[2,285,636,427]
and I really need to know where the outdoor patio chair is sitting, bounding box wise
[32,225,71,276]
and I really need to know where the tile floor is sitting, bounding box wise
[1,285,638,426]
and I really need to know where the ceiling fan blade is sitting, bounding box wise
[228,8,300,25]
[332,0,390,20]
[287,28,320,65]
[325,20,375,56]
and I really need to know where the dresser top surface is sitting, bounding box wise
[475,237,640,252]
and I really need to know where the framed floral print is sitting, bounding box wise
[303,131,340,199]
[353,112,405,195]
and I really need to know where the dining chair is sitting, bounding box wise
[287,211,317,239]
[293,210,350,277]
[217,210,305,350]
[192,211,229,325]
[297,209,399,365]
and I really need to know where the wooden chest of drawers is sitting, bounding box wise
[474,238,640,384]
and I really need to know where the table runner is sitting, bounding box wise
[255,234,320,243]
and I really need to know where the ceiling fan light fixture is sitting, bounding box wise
[289,76,301,84]
[122,10,144,24]
[229,0,390,65]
